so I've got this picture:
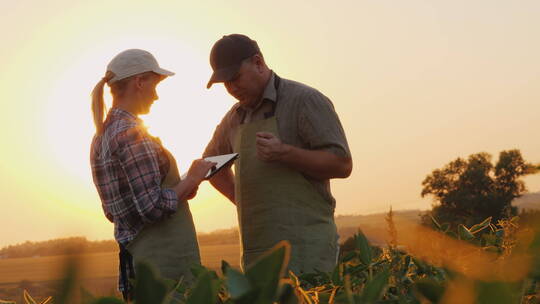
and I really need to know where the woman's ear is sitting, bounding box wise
[133,75,144,89]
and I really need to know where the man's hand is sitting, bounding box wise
[255,132,352,180]
[255,132,288,162]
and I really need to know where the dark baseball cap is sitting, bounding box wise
[206,34,260,89]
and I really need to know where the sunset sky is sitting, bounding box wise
[1,0,539,248]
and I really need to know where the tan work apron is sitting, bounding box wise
[126,148,201,284]
[233,77,338,274]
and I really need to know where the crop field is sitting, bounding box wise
[2,211,539,303]
[0,244,240,300]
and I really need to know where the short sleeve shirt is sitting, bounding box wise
[203,72,351,206]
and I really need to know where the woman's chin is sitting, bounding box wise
[140,107,151,115]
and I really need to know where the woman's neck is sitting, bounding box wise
[112,97,140,116]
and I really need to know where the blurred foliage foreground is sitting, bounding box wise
[2,210,540,304]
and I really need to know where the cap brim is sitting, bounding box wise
[153,67,175,77]
[206,64,241,89]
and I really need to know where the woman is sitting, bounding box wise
[90,49,215,301]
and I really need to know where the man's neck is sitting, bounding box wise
[244,71,272,110]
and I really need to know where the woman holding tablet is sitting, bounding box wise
[89,49,215,301]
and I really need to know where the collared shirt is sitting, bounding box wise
[203,72,351,206]
[90,108,178,245]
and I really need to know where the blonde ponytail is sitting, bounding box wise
[91,71,114,134]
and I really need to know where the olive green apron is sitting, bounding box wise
[126,148,201,284]
[233,76,338,274]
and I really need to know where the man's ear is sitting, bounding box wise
[252,54,265,73]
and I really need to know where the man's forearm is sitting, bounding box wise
[209,167,235,204]
[279,144,352,180]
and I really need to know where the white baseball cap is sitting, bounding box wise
[106,49,175,83]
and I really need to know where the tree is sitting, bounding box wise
[421,149,538,228]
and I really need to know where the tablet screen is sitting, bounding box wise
[180,153,239,181]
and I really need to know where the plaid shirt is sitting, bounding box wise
[90,108,178,245]
[90,108,179,294]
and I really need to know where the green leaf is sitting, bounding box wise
[225,267,252,299]
[355,230,373,266]
[190,263,210,279]
[185,270,220,304]
[458,224,475,241]
[360,268,390,303]
[412,257,429,275]
[482,233,498,246]
[430,215,442,231]
[133,262,169,304]
[221,260,231,275]
[441,223,450,233]
[348,263,369,276]
[470,217,492,234]
[341,251,356,263]
[331,263,343,285]
[245,241,291,304]
[414,278,445,303]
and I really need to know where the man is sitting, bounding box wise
[204,34,352,274]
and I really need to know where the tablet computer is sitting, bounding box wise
[180,153,239,180]
[203,153,239,179]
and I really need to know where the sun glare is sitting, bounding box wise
[36,28,238,234]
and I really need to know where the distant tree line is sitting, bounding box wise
[0,237,117,258]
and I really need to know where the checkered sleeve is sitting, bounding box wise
[116,126,178,223]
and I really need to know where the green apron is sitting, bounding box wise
[126,148,201,284]
[233,77,338,274]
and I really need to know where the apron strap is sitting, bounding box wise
[266,74,281,118]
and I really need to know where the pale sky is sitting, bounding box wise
[1,0,539,248]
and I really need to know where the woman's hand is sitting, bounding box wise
[186,185,199,200]
[174,159,216,202]
[186,159,217,184]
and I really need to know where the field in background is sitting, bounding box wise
[0,210,427,299]
[0,210,428,301]
[0,244,240,284]
[0,244,240,300]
